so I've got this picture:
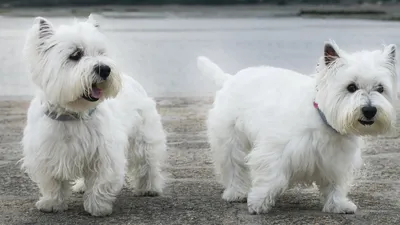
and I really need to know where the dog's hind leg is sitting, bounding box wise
[208,117,251,202]
[246,145,289,214]
[126,99,167,196]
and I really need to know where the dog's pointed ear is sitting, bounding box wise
[383,44,396,65]
[324,42,340,66]
[34,17,54,40]
[87,13,100,28]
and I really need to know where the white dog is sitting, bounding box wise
[197,41,397,214]
[20,15,167,216]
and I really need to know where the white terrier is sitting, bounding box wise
[197,41,397,214]
[21,15,167,216]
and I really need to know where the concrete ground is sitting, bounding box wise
[0,97,399,225]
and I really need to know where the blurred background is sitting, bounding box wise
[0,0,400,98]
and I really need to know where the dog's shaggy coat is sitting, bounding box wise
[21,15,166,216]
[198,42,397,214]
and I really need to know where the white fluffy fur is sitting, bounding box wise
[21,15,167,216]
[197,41,397,214]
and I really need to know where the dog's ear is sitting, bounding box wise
[383,44,396,66]
[34,17,54,40]
[324,42,340,66]
[383,44,398,100]
[87,13,100,28]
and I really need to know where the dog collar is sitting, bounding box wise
[313,102,338,133]
[44,108,96,121]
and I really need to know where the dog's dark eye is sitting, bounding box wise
[347,83,358,93]
[377,85,384,93]
[69,49,83,61]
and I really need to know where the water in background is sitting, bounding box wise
[1,15,400,98]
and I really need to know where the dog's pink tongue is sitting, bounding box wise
[91,87,102,98]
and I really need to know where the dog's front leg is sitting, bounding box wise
[319,179,357,214]
[35,178,70,213]
[83,150,125,217]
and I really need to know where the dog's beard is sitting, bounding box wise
[80,76,120,102]
[43,67,122,113]
[332,105,395,136]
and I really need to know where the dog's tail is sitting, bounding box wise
[197,56,232,88]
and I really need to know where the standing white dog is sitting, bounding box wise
[21,14,166,216]
[197,42,397,214]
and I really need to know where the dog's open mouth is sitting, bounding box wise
[82,84,102,102]
[358,119,374,126]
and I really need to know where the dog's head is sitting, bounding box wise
[315,41,397,136]
[24,14,122,112]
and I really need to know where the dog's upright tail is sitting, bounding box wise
[197,56,232,88]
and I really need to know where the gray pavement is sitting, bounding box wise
[0,97,399,225]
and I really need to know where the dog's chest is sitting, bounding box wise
[38,121,108,179]
[288,133,360,184]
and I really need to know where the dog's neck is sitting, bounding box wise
[313,102,339,133]
[44,102,96,121]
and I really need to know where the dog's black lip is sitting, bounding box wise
[359,119,374,126]
[82,94,99,102]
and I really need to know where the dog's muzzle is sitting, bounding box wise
[82,64,112,102]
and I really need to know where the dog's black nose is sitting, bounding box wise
[94,64,111,80]
[362,106,377,120]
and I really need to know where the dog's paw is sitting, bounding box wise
[222,189,247,203]
[84,198,113,217]
[133,189,161,197]
[322,200,357,214]
[72,179,86,193]
[36,199,68,213]
[247,197,273,214]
